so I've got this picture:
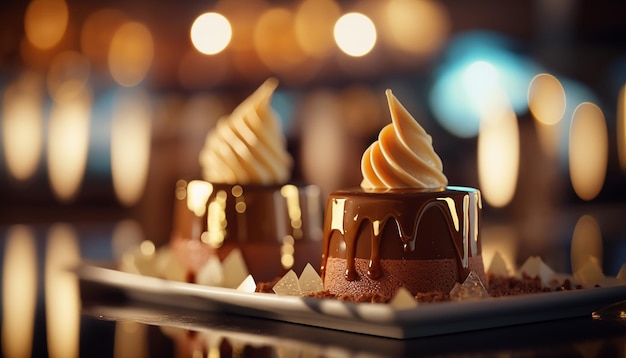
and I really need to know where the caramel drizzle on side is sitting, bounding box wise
[321,188,481,283]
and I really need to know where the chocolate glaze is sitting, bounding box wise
[171,180,322,282]
[321,186,482,287]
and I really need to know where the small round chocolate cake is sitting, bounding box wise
[171,180,322,283]
[321,186,485,297]
[170,79,321,284]
[320,89,487,298]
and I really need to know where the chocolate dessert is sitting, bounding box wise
[171,79,322,284]
[320,89,486,298]
[171,180,322,283]
[321,186,484,297]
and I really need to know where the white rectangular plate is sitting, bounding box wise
[75,263,626,339]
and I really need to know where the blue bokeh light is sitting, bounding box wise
[429,31,542,138]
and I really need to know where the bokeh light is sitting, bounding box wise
[334,12,377,57]
[528,73,567,160]
[254,7,306,72]
[2,225,37,358]
[383,0,450,56]
[80,8,128,71]
[24,0,68,50]
[108,21,154,87]
[570,214,602,275]
[294,0,340,58]
[569,102,608,201]
[47,90,92,202]
[477,92,520,208]
[190,12,232,55]
[1,71,45,181]
[45,224,80,358]
[214,0,270,83]
[618,83,626,173]
[47,51,90,103]
[528,73,566,125]
[555,78,599,168]
[110,88,153,207]
[429,32,540,138]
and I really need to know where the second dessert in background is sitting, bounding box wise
[321,89,486,300]
[171,79,322,285]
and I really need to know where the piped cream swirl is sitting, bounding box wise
[199,78,293,185]
[361,89,448,189]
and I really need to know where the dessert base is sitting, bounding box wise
[170,180,322,284]
[172,237,321,283]
[323,256,486,298]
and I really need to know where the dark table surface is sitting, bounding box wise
[2,220,626,358]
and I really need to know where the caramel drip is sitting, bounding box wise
[321,187,481,283]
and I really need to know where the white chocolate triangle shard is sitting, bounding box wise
[196,256,224,286]
[222,249,250,289]
[518,256,555,287]
[449,271,490,301]
[195,249,249,288]
[487,251,512,277]
[573,257,605,287]
[273,263,323,296]
[298,263,323,294]
[272,270,301,296]
[154,246,186,282]
[236,274,257,292]
[390,287,418,309]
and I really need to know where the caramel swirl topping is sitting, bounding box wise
[361,89,448,189]
[199,78,293,185]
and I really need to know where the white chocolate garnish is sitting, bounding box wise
[199,78,293,185]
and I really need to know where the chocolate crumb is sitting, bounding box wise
[255,277,281,293]
[265,274,588,304]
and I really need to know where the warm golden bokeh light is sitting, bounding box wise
[45,224,81,358]
[618,83,626,172]
[570,214,602,275]
[528,73,566,125]
[569,102,608,201]
[478,93,520,208]
[254,7,307,72]
[334,12,377,57]
[111,88,153,207]
[47,91,92,202]
[481,225,518,274]
[80,8,128,71]
[190,12,232,55]
[1,71,45,181]
[24,0,68,50]
[114,322,148,358]
[294,0,340,58]
[47,51,91,103]
[383,0,450,56]
[2,225,38,358]
[108,21,154,87]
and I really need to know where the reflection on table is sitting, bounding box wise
[1,220,626,357]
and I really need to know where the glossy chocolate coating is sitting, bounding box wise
[171,180,322,282]
[321,186,483,290]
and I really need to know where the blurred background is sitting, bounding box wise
[1,0,626,268]
[1,0,626,356]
